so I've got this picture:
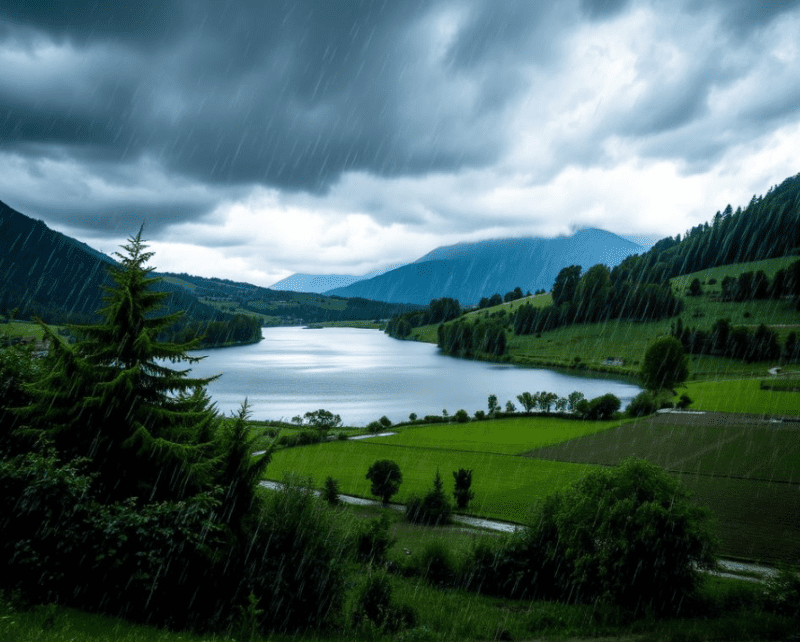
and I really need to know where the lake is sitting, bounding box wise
[188,327,641,426]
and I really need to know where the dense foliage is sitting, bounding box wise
[437,317,507,357]
[0,233,350,636]
[385,297,462,338]
[406,469,452,526]
[366,459,403,504]
[514,265,683,336]
[611,173,800,285]
[641,336,689,391]
[462,460,718,615]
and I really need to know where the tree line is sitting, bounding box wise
[672,317,799,364]
[385,297,462,338]
[514,263,682,336]
[610,172,800,286]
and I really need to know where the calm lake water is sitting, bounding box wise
[188,327,641,426]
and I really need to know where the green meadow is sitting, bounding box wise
[376,416,628,454]
[675,377,800,415]
[401,256,800,381]
[528,413,800,563]
[266,438,597,523]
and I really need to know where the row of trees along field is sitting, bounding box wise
[514,263,683,336]
[385,296,462,338]
[0,232,348,635]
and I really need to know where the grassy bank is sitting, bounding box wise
[397,256,800,381]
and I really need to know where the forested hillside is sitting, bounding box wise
[613,173,800,285]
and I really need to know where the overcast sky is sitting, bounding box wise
[2,0,799,287]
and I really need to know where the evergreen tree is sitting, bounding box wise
[21,229,220,502]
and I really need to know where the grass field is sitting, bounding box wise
[670,256,800,294]
[401,255,800,380]
[377,416,628,455]
[266,439,596,523]
[675,378,800,415]
[0,320,49,340]
[265,406,800,564]
[527,412,800,563]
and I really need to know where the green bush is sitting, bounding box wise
[238,477,350,633]
[518,459,718,614]
[322,476,340,505]
[352,569,417,633]
[454,409,470,423]
[762,566,800,618]
[366,460,402,504]
[353,514,395,565]
[406,471,451,526]
[277,429,324,447]
[410,540,457,587]
[626,391,657,417]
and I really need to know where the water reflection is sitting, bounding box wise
[188,327,641,426]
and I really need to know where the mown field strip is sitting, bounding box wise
[266,440,597,523]
[376,416,627,455]
[677,378,800,416]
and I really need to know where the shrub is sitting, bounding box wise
[379,415,393,428]
[474,409,486,420]
[641,336,689,392]
[582,393,621,420]
[239,476,349,633]
[406,470,451,526]
[460,538,518,596]
[410,540,457,587]
[517,459,718,614]
[366,421,383,434]
[352,569,416,632]
[322,476,340,506]
[626,391,657,417]
[452,468,474,509]
[353,514,395,565]
[454,409,470,423]
[277,430,323,447]
[677,393,693,409]
[762,566,800,618]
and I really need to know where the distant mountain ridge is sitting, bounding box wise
[268,264,402,293]
[324,228,645,306]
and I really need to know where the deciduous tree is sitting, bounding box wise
[366,459,402,505]
[641,336,689,392]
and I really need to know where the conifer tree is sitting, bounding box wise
[22,229,220,502]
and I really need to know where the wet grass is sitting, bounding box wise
[377,415,628,455]
[675,378,800,415]
[0,320,49,340]
[3,573,796,642]
[527,415,800,564]
[265,440,596,523]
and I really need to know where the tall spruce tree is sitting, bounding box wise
[21,229,220,502]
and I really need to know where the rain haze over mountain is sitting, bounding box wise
[1,0,799,287]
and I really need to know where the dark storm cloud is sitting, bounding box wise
[700,0,800,35]
[2,0,800,239]
[580,0,631,20]
[0,0,517,201]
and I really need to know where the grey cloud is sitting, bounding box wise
[580,0,631,20]
[0,0,522,202]
[703,0,800,35]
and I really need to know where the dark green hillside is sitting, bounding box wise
[613,172,800,285]
[158,271,423,325]
[0,201,261,346]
